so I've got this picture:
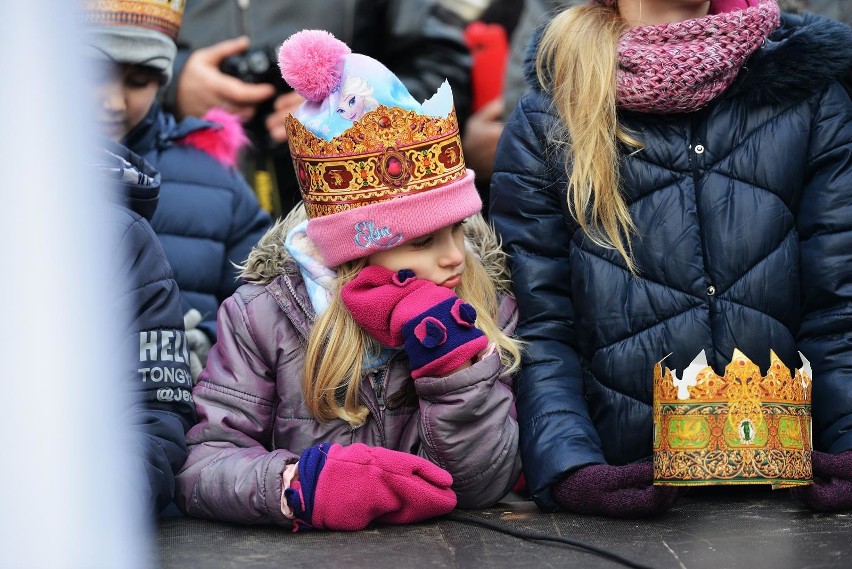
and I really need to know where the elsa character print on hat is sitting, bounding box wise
[336,77,380,122]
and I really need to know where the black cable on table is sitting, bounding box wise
[445,510,656,569]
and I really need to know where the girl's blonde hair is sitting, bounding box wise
[536,3,642,272]
[239,205,522,427]
[306,219,523,426]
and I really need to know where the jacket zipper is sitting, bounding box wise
[365,355,400,447]
[687,110,718,311]
[282,273,316,323]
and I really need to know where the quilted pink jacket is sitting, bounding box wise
[175,265,520,526]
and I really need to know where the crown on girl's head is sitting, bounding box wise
[653,349,813,488]
[277,30,481,267]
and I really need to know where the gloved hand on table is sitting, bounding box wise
[284,442,457,531]
[552,461,685,518]
[790,450,852,512]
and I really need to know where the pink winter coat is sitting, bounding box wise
[175,264,521,526]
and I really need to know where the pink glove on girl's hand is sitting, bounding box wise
[790,451,852,512]
[552,462,684,518]
[341,265,488,378]
[284,443,457,531]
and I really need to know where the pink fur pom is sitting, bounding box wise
[181,108,249,167]
[278,29,351,102]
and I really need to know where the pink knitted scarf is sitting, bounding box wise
[614,0,780,113]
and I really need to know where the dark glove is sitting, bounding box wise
[790,451,852,512]
[183,309,211,381]
[341,265,488,378]
[284,443,457,532]
[553,462,684,518]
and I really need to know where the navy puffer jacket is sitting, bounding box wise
[490,13,852,511]
[123,103,272,340]
[101,142,197,513]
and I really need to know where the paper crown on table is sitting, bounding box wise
[653,349,812,488]
[277,29,480,267]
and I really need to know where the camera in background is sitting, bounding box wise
[220,46,290,95]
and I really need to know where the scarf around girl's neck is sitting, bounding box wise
[616,0,780,114]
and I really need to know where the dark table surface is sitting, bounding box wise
[156,487,852,569]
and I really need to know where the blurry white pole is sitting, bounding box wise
[0,4,149,569]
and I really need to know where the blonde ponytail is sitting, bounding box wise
[536,4,642,272]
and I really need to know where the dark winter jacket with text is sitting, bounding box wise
[103,142,197,513]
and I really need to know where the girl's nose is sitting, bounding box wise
[439,237,464,268]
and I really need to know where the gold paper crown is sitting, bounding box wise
[80,0,185,40]
[283,105,467,219]
[653,349,812,488]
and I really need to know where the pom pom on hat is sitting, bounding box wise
[278,30,352,102]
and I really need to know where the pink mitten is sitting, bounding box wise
[285,443,457,531]
[341,265,488,378]
[790,451,852,512]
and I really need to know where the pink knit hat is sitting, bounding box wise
[278,30,480,267]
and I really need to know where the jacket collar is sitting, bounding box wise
[97,139,161,220]
[726,12,852,105]
[121,101,219,154]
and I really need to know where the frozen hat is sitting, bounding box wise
[278,30,481,267]
[79,0,185,84]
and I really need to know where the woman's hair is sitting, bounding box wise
[536,3,642,271]
[304,217,523,426]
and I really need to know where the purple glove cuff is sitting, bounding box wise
[402,296,488,378]
[790,451,852,512]
[553,462,684,518]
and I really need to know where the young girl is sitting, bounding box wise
[490,0,852,517]
[175,30,522,530]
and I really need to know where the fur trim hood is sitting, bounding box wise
[527,11,852,106]
[239,208,513,295]
[179,108,249,167]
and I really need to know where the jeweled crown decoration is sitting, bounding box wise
[653,349,812,488]
[80,0,185,40]
[284,105,466,219]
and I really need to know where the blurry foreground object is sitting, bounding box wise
[0,2,152,566]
